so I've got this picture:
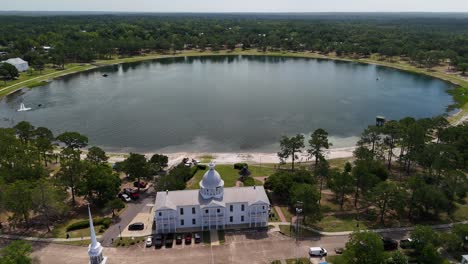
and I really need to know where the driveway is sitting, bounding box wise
[100,189,155,246]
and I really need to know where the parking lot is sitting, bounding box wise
[225,229,290,244]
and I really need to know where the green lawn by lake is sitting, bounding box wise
[187,164,274,189]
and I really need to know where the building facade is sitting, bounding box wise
[154,163,270,234]
[2,58,29,72]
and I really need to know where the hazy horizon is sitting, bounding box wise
[1,0,468,13]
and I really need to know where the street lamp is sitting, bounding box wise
[118,225,122,240]
[295,201,303,263]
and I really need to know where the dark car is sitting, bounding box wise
[165,233,174,247]
[154,234,164,249]
[133,181,147,188]
[128,222,144,231]
[399,238,414,249]
[382,237,398,251]
[175,234,183,245]
[194,233,201,244]
[185,233,192,244]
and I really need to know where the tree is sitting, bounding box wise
[3,181,33,225]
[410,225,440,252]
[0,241,34,264]
[385,251,409,264]
[86,146,109,165]
[307,128,332,166]
[341,232,385,264]
[0,62,19,81]
[79,163,121,205]
[289,183,321,223]
[34,127,54,166]
[418,244,444,264]
[358,126,381,156]
[123,153,149,192]
[106,198,125,217]
[56,158,85,206]
[0,67,8,84]
[315,158,330,205]
[32,179,69,232]
[329,163,355,210]
[277,134,304,171]
[367,181,406,224]
[381,120,400,170]
[32,57,45,74]
[14,121,35,144]
[149,153,168,174]
[56,132,88,151]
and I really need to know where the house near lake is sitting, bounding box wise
[154,162,270,233]
[2,57,29,72]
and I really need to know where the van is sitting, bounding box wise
[128,222,144,231]
[309,247,327,257]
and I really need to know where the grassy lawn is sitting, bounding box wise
[279,225,318,238]
[328,157,355,169]
[187,164,275,189]
[279,206,294,222]
[50,218,108,239]
[56,239,91,247]
[311,214,368,232]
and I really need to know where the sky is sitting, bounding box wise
[1,0,468,12]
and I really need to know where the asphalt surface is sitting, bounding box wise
[101,189,156,246]
[27,229,414,264]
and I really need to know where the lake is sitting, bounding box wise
[0,55,455,152]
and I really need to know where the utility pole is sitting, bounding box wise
[118,225,122,240]
[295,201,303,263]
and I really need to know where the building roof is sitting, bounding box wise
[3,58,27,65]
[199,162,224,189]
[155,186,270,211]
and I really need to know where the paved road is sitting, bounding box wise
[27,229,415,264]
[101,189,156,246]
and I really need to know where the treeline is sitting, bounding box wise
[0,121,121,230]
[267,116,467,225]
[1,15,468,72]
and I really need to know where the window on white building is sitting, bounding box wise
[180,208,184,215]
[205,209,208,214]
[241,216,244,222]
[181,219,184,226]
[230,216,233,222]
[230,205,233,212]
[217,208,220,213]
[241,204,245,211]
[192,207,195,214]
[192,219,196,225]
[158,212,162,216]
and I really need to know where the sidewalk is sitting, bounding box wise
[269,220,468,236]
[0,233,101,242]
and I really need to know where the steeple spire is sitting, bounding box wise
[87,204,107,264]
[88,204,98,249]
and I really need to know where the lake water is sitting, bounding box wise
[0,55,455,152]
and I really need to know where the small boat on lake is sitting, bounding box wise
[17,103,31,112]
[102,74,108,77]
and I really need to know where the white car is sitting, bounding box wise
[145,236,153,247]
[309,247,327,257]
[121,193,131,202]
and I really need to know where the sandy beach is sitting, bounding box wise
[103,146,357,167]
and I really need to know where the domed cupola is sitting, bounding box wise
[199,162,224,199]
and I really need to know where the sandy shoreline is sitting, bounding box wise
[104,146,356,166]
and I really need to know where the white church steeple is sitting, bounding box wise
[88,204,107,264]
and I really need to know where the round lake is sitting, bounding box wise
[0,55,455,152]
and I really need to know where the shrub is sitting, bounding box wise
[234,163,248,170]
[197,164,207,170]
[66,217,112,232]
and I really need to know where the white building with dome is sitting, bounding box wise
[154,162,270,233]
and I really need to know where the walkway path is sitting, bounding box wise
[210,230,220,246]
[0,233,99,242]
[0,66,85,94]
[274,206,288,223]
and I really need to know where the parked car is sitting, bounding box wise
[154,234,163,249]
[194,233,201,244]
[382,237,398,251]
[399,238,414,249]
[145,236,153,247]
[309,247,327,257]
[128,222,144,231]
[175,234,183,245]
[185,233,192,244]
[334,247,344,254]
[133,181,147,188]
[165,234,174,247]
[120,193,131,202]
[123,188,140,200]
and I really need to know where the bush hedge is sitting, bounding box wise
[243,177,256,186]
[234,163,248,170]
[197,164,207,170]
[66,217,112,232]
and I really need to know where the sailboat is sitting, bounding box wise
[17,103,31,112]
